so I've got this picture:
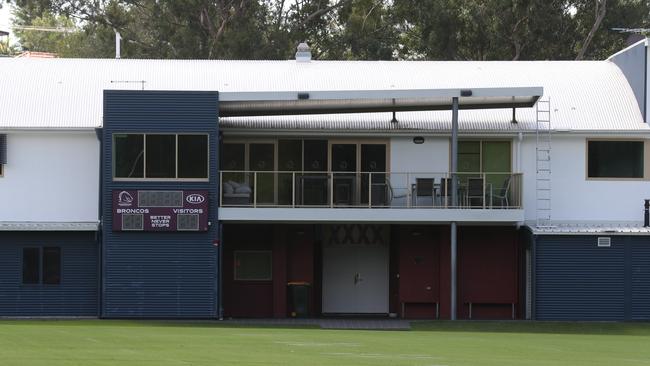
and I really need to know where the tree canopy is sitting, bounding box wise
[2,0,649,60]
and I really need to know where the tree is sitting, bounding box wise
[3,0,650,60]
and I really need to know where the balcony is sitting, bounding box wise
[218,171,524,223]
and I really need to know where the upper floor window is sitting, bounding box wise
[0,133,6,178]
[113,133,209,180]
[587,140,644,179]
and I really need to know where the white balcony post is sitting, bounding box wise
[368,172,372,208]
[292,172,296,208]
[406,172,411,208]
[253,171,257,208]
[329,172,334,208]
[483,173,486,209]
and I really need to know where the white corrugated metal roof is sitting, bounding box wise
[0,58,646,131]
[0,221,100,231]
[529,221,650,235]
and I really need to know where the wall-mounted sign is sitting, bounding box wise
[413,136,425,144]
[112,190,209,232]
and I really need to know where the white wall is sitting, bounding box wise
[521,135,650,223]
[391,134,649,223]
[0,132,99,222]
[389,136,449,206]
[390,136,449,173]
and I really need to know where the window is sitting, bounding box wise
[0,133,6,177]
[22,247,61,285]
[458,141,511,173]
[457,140,512,191]
[587,140,644,178]
[43,247,61,285]
[113,134,209,180]
[234,251,272,281]
[22,248,40,284]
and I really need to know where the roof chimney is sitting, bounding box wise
[295,42,311,62]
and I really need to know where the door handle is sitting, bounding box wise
[354,273,363,285]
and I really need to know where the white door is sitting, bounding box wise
[322,242,389,314]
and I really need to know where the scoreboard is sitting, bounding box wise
[112,190,209,232]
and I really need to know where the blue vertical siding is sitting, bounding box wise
[102,90,219,318]
[0,232,98,316]
[535,235,626,321]
[631,237,650,320]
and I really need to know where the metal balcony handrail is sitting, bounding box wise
[219,171,523,209]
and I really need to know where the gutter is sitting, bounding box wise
[220,128,650,137]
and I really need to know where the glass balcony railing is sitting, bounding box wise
[219,171,522,209]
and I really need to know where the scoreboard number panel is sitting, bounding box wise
[113,190,209,232]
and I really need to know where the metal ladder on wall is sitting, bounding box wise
[536,98,553,228]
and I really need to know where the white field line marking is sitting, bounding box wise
[275,341,361,347]
[321,352,441,360]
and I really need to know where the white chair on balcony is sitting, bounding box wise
[491,175,512,208]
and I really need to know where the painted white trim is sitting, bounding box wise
[218,207,524,223]
[0,221,100,231]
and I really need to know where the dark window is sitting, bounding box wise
[221,143,245,170]
[0,133,6,176]
[114,134,144,178]
[22,248,40,284]
[22,247,62,285]
[303,140,327,171]
[234,251,272,281]
[42,247,61,285]
[0,133,7,165]
[146,134,176,178]
[178,135,208,178]
[588,141,644,178]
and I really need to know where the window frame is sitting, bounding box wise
[451,139,514,173]
[233,250,273,281]
[112,133,210,182]
[21,246,62,286]
[585,138,648,181]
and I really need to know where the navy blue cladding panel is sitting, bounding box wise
[0,232,98,316]
[535,235,625,321]
[102,90,219,318]
[631,237,650,320]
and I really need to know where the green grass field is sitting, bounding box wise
[1,320,650,366]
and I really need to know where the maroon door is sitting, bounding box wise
[398,229,439,319]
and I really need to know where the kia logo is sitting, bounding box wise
[186,194,205,204]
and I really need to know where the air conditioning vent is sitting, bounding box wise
[177,214,199,231]
[122,214,144,231]
[597,237,611,247]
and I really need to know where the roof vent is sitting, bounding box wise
[295,42,311,62]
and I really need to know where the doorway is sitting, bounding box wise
[322,240,389,314]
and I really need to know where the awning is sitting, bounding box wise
[219,87,543,117]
